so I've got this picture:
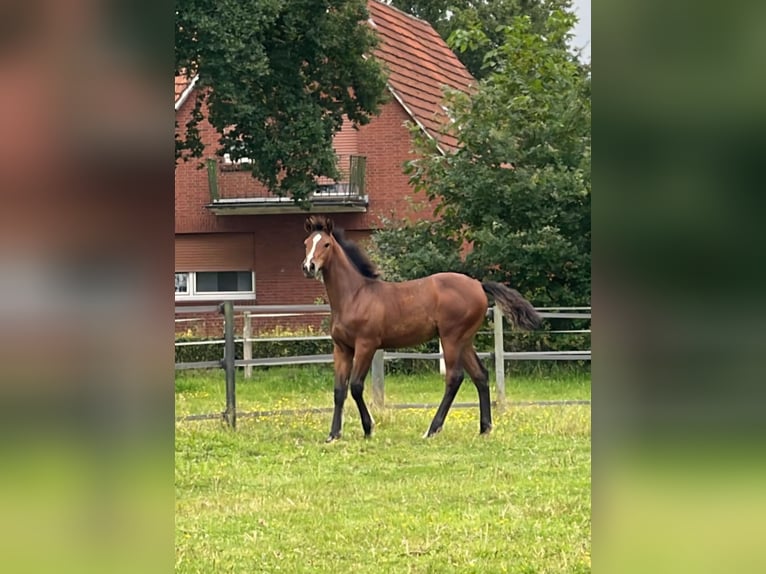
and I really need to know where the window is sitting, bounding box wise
[221,131,253,165]
[175,272,189,295]
[174,271,255,301]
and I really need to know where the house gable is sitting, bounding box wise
[367,1,475,154]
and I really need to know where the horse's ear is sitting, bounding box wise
[305,215,332,233]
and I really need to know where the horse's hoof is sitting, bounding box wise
[325,434,341,443]
[480,425,493,435]
[422,427,440,439]
[363,418,375,438]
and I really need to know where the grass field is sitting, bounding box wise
[176,367,591,573]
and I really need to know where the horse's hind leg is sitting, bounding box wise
[424,342,464,438]
[463,347,492,434]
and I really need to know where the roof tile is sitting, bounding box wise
[174,76,190,103]
[368,1,474,153]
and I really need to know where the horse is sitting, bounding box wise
[301,215,542,442]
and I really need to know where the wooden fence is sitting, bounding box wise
[175,303,591,428]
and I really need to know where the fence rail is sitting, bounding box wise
[175,302,590,427]
[175,304,591,314]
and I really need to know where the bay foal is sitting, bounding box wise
[302,215,541,441]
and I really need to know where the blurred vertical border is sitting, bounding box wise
[596,0,766,571]
[0,0,174,572]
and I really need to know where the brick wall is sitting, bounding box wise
[175,100,223,233]
[175,90,437,336]
[358,101,437,227]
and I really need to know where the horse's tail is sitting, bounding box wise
[482,282,542,331]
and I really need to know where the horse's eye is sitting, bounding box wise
[324,242,330,248]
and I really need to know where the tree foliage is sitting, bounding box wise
[371,10,590,308]
[175,0,388,202]
[390,0,576,79]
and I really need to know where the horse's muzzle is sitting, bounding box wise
[302,262,318,279]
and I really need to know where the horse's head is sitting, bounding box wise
[302,216,335,279]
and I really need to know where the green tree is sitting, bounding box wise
[175,0,388,203]
[390,0,576,79]
[372,11,590,309]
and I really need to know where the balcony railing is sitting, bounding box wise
[205,155,368,215]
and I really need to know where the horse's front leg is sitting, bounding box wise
[348,344,377,438]
[327,343,352,442]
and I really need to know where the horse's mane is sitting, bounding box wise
[333,229,380,279]
[305,215,380,280]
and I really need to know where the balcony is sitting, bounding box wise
[205,155,368,215]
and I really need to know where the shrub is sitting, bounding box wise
[175,325,333,365]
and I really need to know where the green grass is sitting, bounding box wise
[175,365,590,418]
[176,367,591,573]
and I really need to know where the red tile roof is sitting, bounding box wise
[175,73,199,111]
[174,2,474,153]
[175,76,190,102]
[368,1,475,153]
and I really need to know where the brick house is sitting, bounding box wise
[175,1,474,335]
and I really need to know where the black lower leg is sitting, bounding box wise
[473,357,492,434]
[425,371,464,437]
[476,381,492,434]
[328,384,348,441]
[350,380,374,437]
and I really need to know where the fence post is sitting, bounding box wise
[371,349,385,408]
[493,305,506,408]
[243,311,252,379]
[221,301,237,429]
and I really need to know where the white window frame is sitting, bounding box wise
[175,271,255,301]
[222,152,253,165]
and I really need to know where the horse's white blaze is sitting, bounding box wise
[304,233,322,270]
